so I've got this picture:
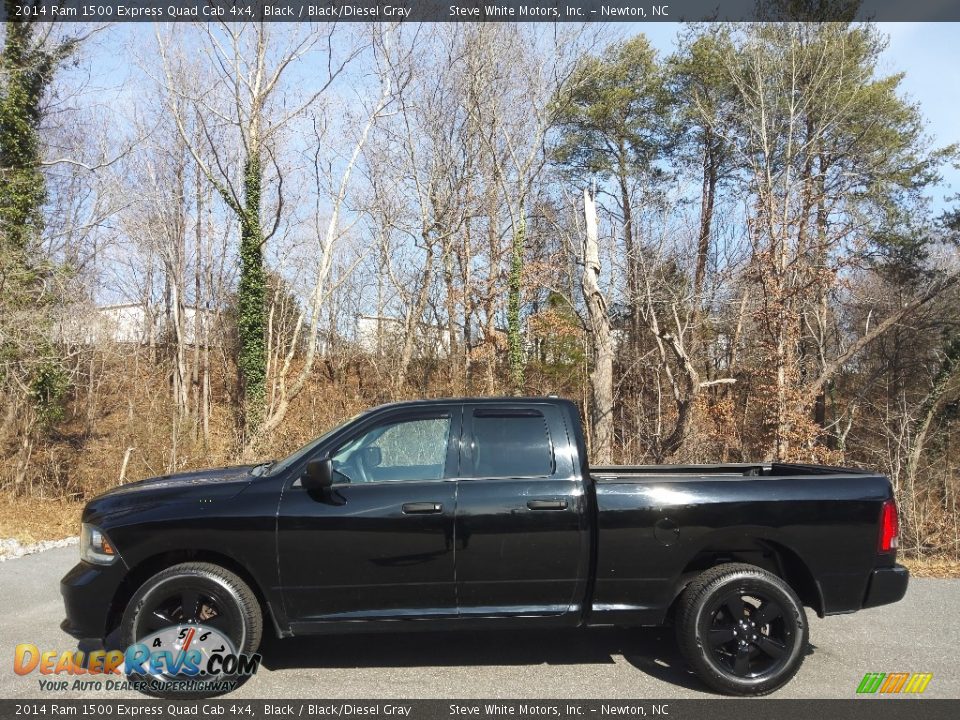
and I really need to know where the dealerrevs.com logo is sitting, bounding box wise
[14,624,260,696]
[856,672,933,695]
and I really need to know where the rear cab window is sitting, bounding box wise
[465,407,557,478]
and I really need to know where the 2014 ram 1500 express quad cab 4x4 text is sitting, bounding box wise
[62,397,908,695]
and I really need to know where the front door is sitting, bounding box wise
[278,408,460,626]
[454,403,589,618]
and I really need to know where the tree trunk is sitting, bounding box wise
[192,171,203,441]
[461,219,474,389]
[237,152,267,437]
[618,154,638,346]
[691,133,717,345]
[397,240,434,390]
[507,214,525,394]
[441,237,460,389]
[582,188,614,464]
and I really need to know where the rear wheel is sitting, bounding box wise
[120,562,262,697]
[676,563,808,696]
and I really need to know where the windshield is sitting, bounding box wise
[260,412,366,477]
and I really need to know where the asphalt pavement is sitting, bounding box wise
[1,547,958,699]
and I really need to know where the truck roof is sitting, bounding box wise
[365,396,573,411]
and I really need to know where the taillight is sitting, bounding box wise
[879,498,899,552]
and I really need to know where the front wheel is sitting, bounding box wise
[676,563,808,696]
[120,562,263,698]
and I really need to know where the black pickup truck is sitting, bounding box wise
[62,397,908,695]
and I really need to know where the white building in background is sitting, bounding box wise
[56,303,220,346]
[355,314,452,357]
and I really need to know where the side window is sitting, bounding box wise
[331,416,451,483]
[470,410,554,478]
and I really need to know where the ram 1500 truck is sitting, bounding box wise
[62,397,908,695]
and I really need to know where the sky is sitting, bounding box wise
[77,21,960,212]
[884,22,960,206]
[638,21,960,210]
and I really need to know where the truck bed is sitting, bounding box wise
[591,462,871,479]
[587,462,892,626]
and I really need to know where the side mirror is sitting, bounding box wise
[302,457,333,491]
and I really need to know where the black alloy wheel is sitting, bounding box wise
[133,579,245,641]
[120,562,263,698]
[703,589,792,678]
[676,563,809,696]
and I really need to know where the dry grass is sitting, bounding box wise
[0,492,83,543]
[900,556,960,579]
[0,355,377,544]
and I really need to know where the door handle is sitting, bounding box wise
[527,499,568,511]
[402,502,443,514]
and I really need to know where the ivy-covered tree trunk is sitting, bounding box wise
[507,213,525,394]
[1,11,78,493]
[237,154,267,436]
[1,9,51,263]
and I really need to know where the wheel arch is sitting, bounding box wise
[106,549,286,639]
[669,532,823,618]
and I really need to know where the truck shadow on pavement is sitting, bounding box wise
[257,626,816,694]
[84,626,817,695]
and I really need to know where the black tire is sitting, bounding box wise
[120,562,263,698]
[676,563,808,696]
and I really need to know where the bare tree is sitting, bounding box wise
[581,187,614,462]
[155,23,362,439]
[252,26,396,448]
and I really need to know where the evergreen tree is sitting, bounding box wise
[553,34,667,343]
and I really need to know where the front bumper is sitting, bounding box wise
[60,560,127,641]
[862,563,909,609]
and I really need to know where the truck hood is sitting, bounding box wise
[82,465,259,521]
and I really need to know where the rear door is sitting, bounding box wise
[454,402,589,618]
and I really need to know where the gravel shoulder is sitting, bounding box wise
[0,537,78,562]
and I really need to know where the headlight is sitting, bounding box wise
[80,523,117,565]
